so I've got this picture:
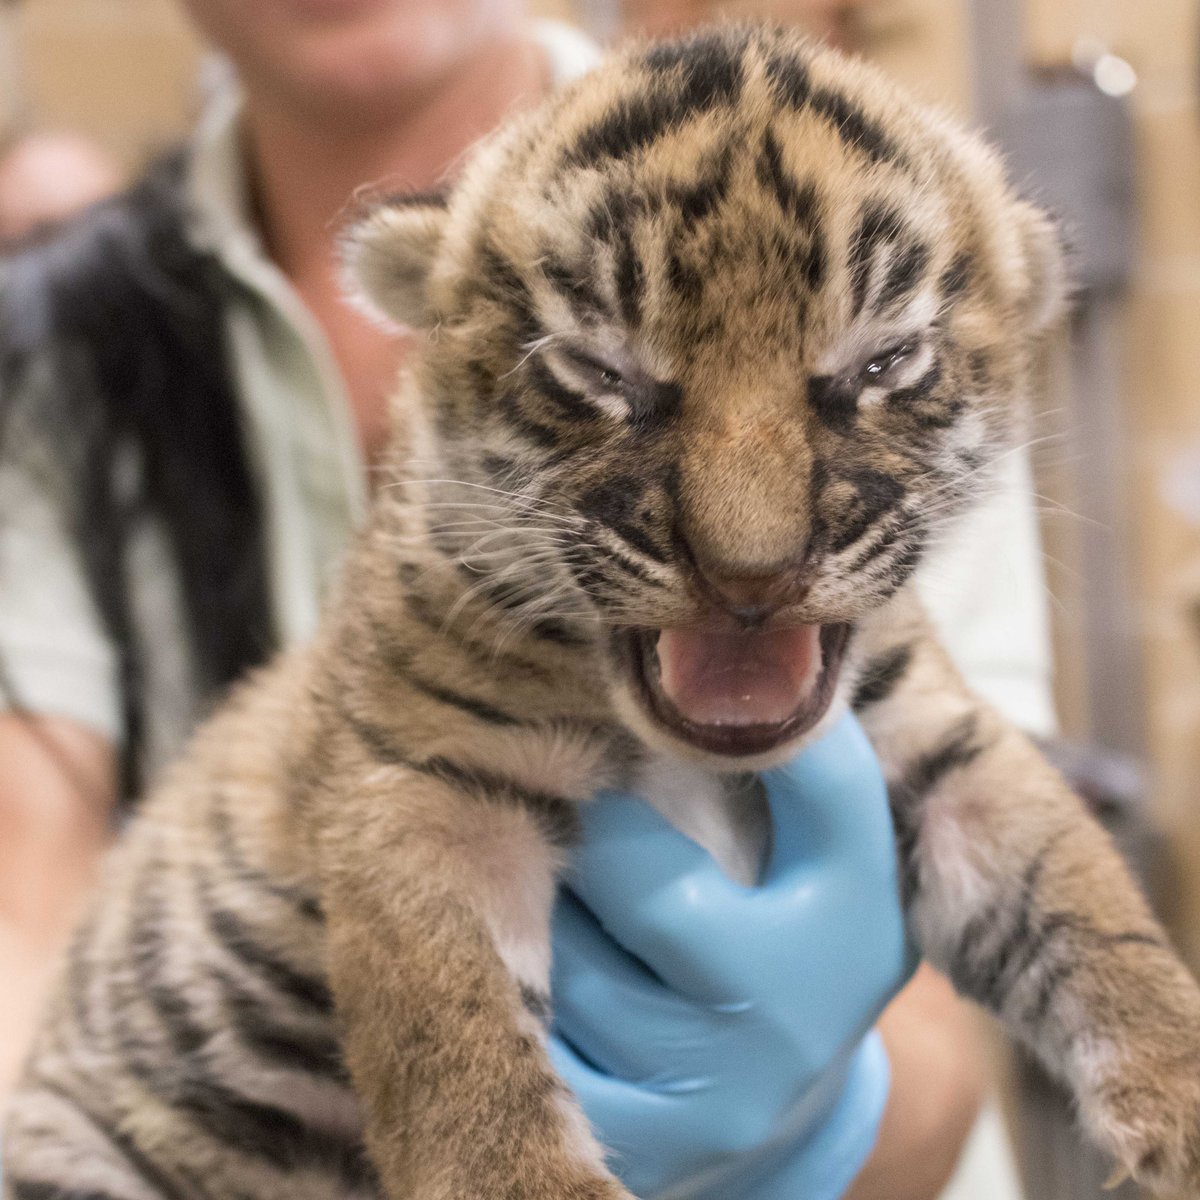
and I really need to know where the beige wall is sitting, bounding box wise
[8,0,202,167]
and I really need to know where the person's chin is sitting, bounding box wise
[274,0,403,23]
[275,18,476,110]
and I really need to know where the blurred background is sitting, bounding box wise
[3,0,1199,1196]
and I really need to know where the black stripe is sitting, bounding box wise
[756,129,818,225]
[586,187,644,242]
[520,983,552,1027]
[888,714,986,902]
[613,223,645,329]
[408,677,523,727]
[1022,929,1165,1029]
[568,36,742,169]
[589,516,669,567]
[364,611,534,727]
[210,798,324,921]
[335,703,408,765]
[888,362,947,418]
[798,230,826,292]
[887,786,921,905]
[33,1083,194,1200]
[215,966,348,1081]
[643,27,748,85]
[604,546,664,587]
[666,246,704,301]
[467,574,590,644]
[565,549,612,599]
[578,477,669,564]
[849,203,908,318]
[967,349,992,391]
[400,587,564,677]
[105,877,367,1184]
[851,644,913,710]
[126,871,211,1057]
[495,389,566,449]
[421,756,581,847]
[120,885,372,1184]
[939,251,973,298]
[169,1072,374,1184]
[667,145,734,227]
[953,832,1064,1010]
[971,887,1164,1021]
[846,517,904,573]
[809,89,905,167]
[197,881,334,1014]
[567,92,699,170]
[526,617,593,646]
[631,378,683,433]
[440,553,590,644]
[525,356,595,424]
[542,253,609,319]
[334,704,580,847]
[903,715,984,799]
[876,240,930,311]
[827,469,906,553]
[478,243,534,316]
[764,50,811,110]
[8,1181,131,1200]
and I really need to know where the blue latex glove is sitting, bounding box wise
[548,713,915,1200]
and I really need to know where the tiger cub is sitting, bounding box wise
[7,23,1200,1200]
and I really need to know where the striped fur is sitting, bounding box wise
[8,26,1200,1200]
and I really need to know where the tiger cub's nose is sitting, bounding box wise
[698,567,811,629]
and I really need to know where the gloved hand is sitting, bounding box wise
[548,712,915,1200]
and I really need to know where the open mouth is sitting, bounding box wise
[618,623,851,757]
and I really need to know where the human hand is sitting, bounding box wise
[549,712,915,1199]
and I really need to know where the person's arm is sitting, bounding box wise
[0,364,129,1106]
[845,966,987,1200]
[0,715,117,1102]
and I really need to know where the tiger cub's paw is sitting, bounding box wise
[1086,1036,1200,1194]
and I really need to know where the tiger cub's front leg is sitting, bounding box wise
[853,593,1200,1192]
[307,753,623,1200]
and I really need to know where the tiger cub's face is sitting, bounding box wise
[348,26,1064,766]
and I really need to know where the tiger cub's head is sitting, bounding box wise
[347,24,1065,765]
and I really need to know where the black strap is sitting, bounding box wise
[0,152,274,799]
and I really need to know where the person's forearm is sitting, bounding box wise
[0,715,116,1105]
[844,965,987,1200]
[0,931,69,1100]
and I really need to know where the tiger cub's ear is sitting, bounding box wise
[342,193,450,330]
[1011,200,1070,335]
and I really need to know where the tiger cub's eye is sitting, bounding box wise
[564,347,627,394]
[860,341,917,384]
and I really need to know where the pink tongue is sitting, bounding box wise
[655,626,822,727]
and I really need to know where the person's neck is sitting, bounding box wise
[239,32,549,466]
[243,34,547,287]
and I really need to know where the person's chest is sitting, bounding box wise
[296,277,413,471]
